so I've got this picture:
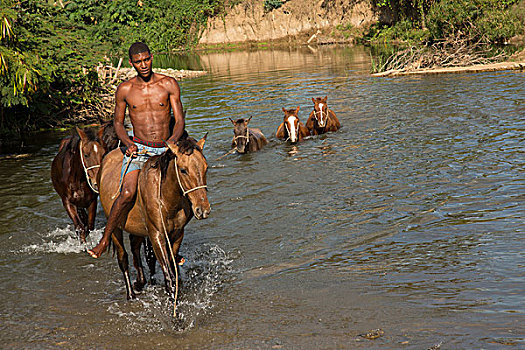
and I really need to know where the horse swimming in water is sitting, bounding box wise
[276,106,310,143]
[98,135,210,300]
[51,127,105,242]
[306,96,341,135]
[230,117,268,154]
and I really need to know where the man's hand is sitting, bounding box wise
[126,143,138,156]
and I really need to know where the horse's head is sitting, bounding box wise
[282,106,301,143]
[97,121,119,155]
[76,127,104,192]
[312,96,329,128]
[230,117,251,153]
[165,134,210,220]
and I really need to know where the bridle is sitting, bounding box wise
[233,127,250,149]
[284,117,299,142]
[313,107,327,127]
[79,141,101,194]
[173,155,207,196]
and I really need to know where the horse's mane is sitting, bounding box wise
[65,128,97,153]
[99,121,119,153]
[154,132,202,183]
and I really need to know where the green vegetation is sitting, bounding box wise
[369,0,522,44]
[0,0,225,138]
[0,0,107,135]
[264,0,284,12]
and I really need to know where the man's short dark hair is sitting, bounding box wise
[128,42,150,59]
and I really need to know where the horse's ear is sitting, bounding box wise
[165,140,178,155]
[312,97,315,104]
[323,95,328,102]
[282,107,287,113]
[246,116,252,124]
[229,117,235,125]
[197,132,208,150]
[76,127,87,142]
[296,106,300,113]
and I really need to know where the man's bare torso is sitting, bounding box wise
[123,73,174,142]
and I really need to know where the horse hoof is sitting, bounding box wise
[133,281,145,292]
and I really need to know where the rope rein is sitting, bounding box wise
[158,178,179,318]
[79,141,101,194]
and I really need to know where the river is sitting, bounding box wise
[0,45,523,349]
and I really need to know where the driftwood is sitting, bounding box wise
[373,61,525,77]
[372,35,524,77]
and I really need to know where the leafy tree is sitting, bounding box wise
[0,0,107,134]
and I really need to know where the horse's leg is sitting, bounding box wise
[147,228,176,297]
[87,198,97,232]
[170,229,185,288]
[62,198,86,243]
[112,228,135,300]
[77,208,89,241]
[144,238,157,285]
[130,235,147,292]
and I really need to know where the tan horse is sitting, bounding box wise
[306,96,341,135]
[276,106,310,143]
[230,117,268,153]
[98,135,210,300]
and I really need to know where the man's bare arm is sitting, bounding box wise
[166,78,185,143]
[114,83,137,155]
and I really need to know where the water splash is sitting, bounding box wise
[19,226,103,255]
[107,244,233,333]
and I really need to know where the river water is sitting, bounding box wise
[0,46,523,349]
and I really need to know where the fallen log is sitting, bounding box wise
[372,61,525,77]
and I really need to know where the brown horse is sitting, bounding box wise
[51,127,105,242]
[97,120,121,155]
[230,117,268,153]
[98,135,210,300]
[306,96,341,135]
[276,106,310,143]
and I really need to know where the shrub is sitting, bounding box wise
[264,0,283,12]
[425,0,522,43]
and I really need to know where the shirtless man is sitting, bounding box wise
[88,42,185,258]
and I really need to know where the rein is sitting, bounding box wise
[158,178,179,318]
[156,148,207,317]
[79,141,101,194]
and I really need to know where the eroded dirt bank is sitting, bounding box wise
[199,0,384,46]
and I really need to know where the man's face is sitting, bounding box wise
[129,52,153,79]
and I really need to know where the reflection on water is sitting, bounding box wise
[0,46,523,349]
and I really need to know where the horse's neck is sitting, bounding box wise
[69,146,85,177]
[158,161,184,210]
